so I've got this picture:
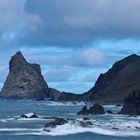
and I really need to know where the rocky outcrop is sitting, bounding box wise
[106,110,113,114]
[119,90,140,115]
[17,112,39,119]
[44,117,93,132]
[44,118,68,132]
[83,54,140,103]
[77,103,105,115]
[0,51,50,99]
[89,103,105,115]
[57,92,81,101]
[77,106,90,115]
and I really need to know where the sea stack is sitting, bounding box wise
[0,51,50,99]
[119,90,140,115]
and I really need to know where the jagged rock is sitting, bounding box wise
[119,91,140,115]
[77,103,105,115]
[44,118,93,132]
[0,51,50,99]
[89,103,105,115]
[83,54,140,103]
[70,120,93,127]
[106,110,113,114]
[83,117,90,120]
[44,118,68,132]
[77,106,90,115]
[19,114,28,119]
[18,112,39,119]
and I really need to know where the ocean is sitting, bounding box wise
[0,100,140,140]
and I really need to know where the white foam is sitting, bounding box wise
[44,121,140,137]
[40,101,86,106]
[0,119,7,122]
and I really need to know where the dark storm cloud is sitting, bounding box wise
[22,0,140,46]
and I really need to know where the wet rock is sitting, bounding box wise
[112,127,119,130]
[18,112,39,119]
[135,126,140,130]
[89,103,105,115]
[77,106,90,115]
[71,120,93,128]
[119,91,140,115]
[116,104,122,107]
[19,114,28,119]
[106,110,113,114]
[44,118,68,132]
[83,117,90,121]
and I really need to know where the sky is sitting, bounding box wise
[0,0,140,94]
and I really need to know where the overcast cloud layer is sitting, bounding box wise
[0,0,140,93]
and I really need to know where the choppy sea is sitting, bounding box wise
[0,100,140,140]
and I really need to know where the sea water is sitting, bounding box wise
[0,100,140,140]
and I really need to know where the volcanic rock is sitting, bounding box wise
[18,112,39,119]
[77,106,90,115]
[119,90,140,115]
[0,51,50,99]
[83,54,140,103]
[44,118,68,132]
[106,110,113,114]
[89,103,105,115]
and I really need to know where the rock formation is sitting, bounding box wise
[77,103,105,115]
[0,51,50,99]
[44,117,93,132]
[89,103,105,115]
[119,90,140,115]
[83,54,140,103]
[77,106,90,115]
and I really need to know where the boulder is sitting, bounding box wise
[89,103,105,115]
[18,112,39,119]
[70,120,93,128]
[77,106,90,115]
[106,110,113,114]
[44,118,68,132]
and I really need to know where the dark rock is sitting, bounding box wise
[57,92,81,101]
[70,120,93,128]
[0,51,50,99]
[89,103,105,115]
[19,114,28,119]
[83,54,140,103]
[83,117,90,120]
[18,112,39,119]
[29,113,39,118]
[135,126,140,130]
[77,106,90,115]
[112,127,119,130]
[119,91,140,115]
[85,121,93,126]
[44,118,68,132]
[106,110,113,114]
[116,104,122,107]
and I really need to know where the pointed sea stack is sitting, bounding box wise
[0,51,50,99]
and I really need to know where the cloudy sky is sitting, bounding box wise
[0,0,140,93]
